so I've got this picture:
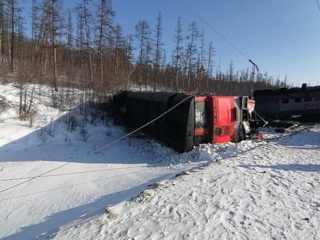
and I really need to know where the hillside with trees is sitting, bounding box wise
[0,0,287,108]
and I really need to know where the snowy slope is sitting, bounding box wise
[1,83,320,240]
[0,84,238,239]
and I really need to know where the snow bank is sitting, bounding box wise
[1,83,319,240]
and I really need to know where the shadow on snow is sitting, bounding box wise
[2,173,174,240]
[275,130,320,150]
[239,163,320,172]
[0,104,179,165]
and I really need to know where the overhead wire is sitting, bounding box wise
[178,0,259,71]
[0,166,148,182]
[316,0,320,12]
[0,169,148,201]
[0,161,73,194]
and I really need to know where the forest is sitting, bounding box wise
[0,0,288,110]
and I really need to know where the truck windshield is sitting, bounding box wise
[195,101,208,129]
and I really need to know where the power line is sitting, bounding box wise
[0,161,72,194]
[178,0,259,70]
[0,169,148,202]
[316,0,320,12]
[0,166,147,182]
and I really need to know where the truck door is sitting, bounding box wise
[194,97,208,145]
[208,96,237,143]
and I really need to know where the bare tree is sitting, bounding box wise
[30,0,47,72]
[207,42,215,78]
[10,0,14,73]
[0,0,288,103]
[134,20,152,90]
[0,0,18,72]
[76,0,94,93]
[123,33,134,88]
[66,9,73,49]
[185,21,199,91]
[0,0,3,66]
[0,0,21,72]
[113,24,132,90]
[41,0,64,92]
[113,24,123,75]
[197,29,206,92]
[95,0,114,90]
[152,12,163,92]
[172,17,183,91]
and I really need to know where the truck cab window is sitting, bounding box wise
[195,102,208,129]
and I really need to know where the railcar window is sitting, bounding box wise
[195,102,208,129]
[294,98,302,103]
[304,97,312,102]
[281,99,289,104]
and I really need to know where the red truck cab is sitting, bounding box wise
[194,95,256,145]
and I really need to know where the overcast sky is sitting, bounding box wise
[22,0,320,87]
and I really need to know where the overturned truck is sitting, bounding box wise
[111,91,261,153]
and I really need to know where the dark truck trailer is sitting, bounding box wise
[111,91,260,153]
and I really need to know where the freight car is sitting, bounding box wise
[111,91,260,153]
[253,83,320,121]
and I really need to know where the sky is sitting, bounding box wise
[21,0,320,87]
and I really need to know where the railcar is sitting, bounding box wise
[111,91,260,153]
[253,83,320,121]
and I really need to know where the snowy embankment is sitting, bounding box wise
[0,84,258,240]
[0,83,320,240]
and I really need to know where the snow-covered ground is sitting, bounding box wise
[1,84,320,240]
